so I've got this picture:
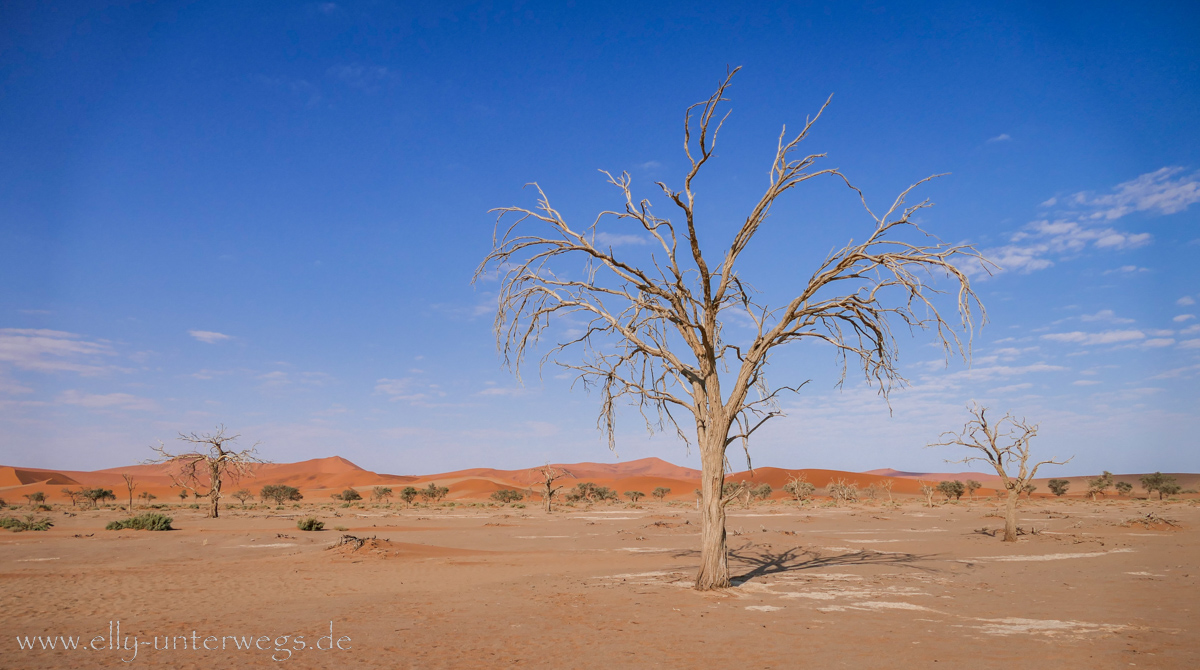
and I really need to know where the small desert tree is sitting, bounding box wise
[1047,479,1070,497]
[965,480,981,499]
[419,483,449,503]
[177,489,188,501]
[528,465,573,512]
[23,491,46,508]
[61,488,84,507]
[399,486,420,507]
[336,488,362,502]
[652,486,672,502]
[918,481,936,507]
[751,483,773,501]
[937,480,965,500]
[625,490,645,503]
[1115,481,1133,496]
[260,484,302,506]
[148,426,265,519]
[1021,483,1037,498]
[1087,471,1113,500]
[138,491,157,505]
[231,489,253,506]
[372,487,393,503]
[83,487,115,509]
[121,474,137,512]
[476,68,987,589]
[932,405,1071,542]
[1139,472,1177,500]
[783,474,815,501]
[878,478,894,502]
[827,479,859,506]
[491,489,524,503]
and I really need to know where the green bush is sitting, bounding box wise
[297,517,324,531]
[1,515,54,532]
[491,489,524,503]
[105,513,173,531]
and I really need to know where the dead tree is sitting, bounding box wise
[528,465,573,513]
[121,474,137,513]
[932,405,1071,542]
[918,481,936,507]
[477,67,987,590]
[147,426,265,519]
[878,478,894,502]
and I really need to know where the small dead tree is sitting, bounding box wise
[965,479,982,499]
[918,481,936,507]
[932,405,1071,542]
[528,465,574,513]
[878,478,894,502]
[147,426,265,519]
[783,474,815,502]
[121,474,137,513]
[827,478,859,506]
[476,68,987,588]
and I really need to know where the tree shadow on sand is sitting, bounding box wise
[671,544,942,585]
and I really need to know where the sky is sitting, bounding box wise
[2,1,1198,477]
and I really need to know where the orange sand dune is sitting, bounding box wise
[4,456,1193,503]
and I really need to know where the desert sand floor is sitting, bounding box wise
[1,499,1196,669]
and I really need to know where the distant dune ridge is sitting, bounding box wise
[1,456,1195,502]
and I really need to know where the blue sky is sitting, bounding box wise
[2,1,1198,476]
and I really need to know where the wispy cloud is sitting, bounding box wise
[637,160,662,170]
[1178,296,1197,306]
[0,328,118,375]
[976,168,1199,277]
[1173,314,1195,323]
[980,220,1151,275]
[1041,329,1145,346]
[1103,265,1149,275]
[986,133,1012,143]
[1079,309,1134,324]
[57,390,157,411]
[189,330,232,344]
[1069,167,1200,220]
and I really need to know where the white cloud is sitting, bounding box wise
[990,382,1033,394]
[1079,309,1134,324]
[189,330,232,343]
[57,390,158,411]
[1142,338,1175,348]
[1176,296,1196,306]
[980,220,1152,276]
[1072,380,1101,386]
[0,328,118,375]
[1041,330,1145,346]
[1071,167,1200,220]
[1172,314,1195,323]
[374,377,448,404]
[637,160,662,170]
[477,386,526,397]
[594,232,650,247]
[1179,339,1200,350]
[987,133,1012,143]
[1103,265,1148,275]
[1180,324,1200,335]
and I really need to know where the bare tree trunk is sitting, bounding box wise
[695,444,730,590]
[1002,489,1019,542]
[543,486,552,513]
[208,462,221,519]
